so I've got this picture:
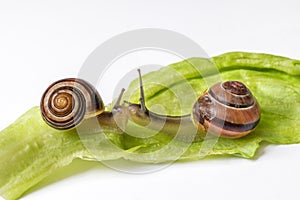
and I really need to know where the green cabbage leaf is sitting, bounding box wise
[1,52,300,199]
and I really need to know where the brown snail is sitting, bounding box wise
[121,70,260,140]
[41,78,127,130]
[192,81,260,138]
[40,78,105,130]
[40,71,260,141]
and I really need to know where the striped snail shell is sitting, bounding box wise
[192,81,260,138]
[40,78,104,130]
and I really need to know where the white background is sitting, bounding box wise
[1,0,300,199]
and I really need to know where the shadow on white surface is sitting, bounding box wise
[23,159,103,197]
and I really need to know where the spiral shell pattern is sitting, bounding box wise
[192,81,260,138]
[41,78,104,130]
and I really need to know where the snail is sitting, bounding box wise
[40,70,260,140]
[123,70,260,140]
[40,78,126,130]
[192,81,260,138]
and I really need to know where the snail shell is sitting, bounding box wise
[192,81,260,138]
[40,78,104,130]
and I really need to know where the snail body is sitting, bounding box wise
[124,70,201,142]
[126,103,201,142]
[41,71,260,141]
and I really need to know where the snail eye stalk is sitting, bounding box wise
[137,68,147,112]
[113,88,125,109]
